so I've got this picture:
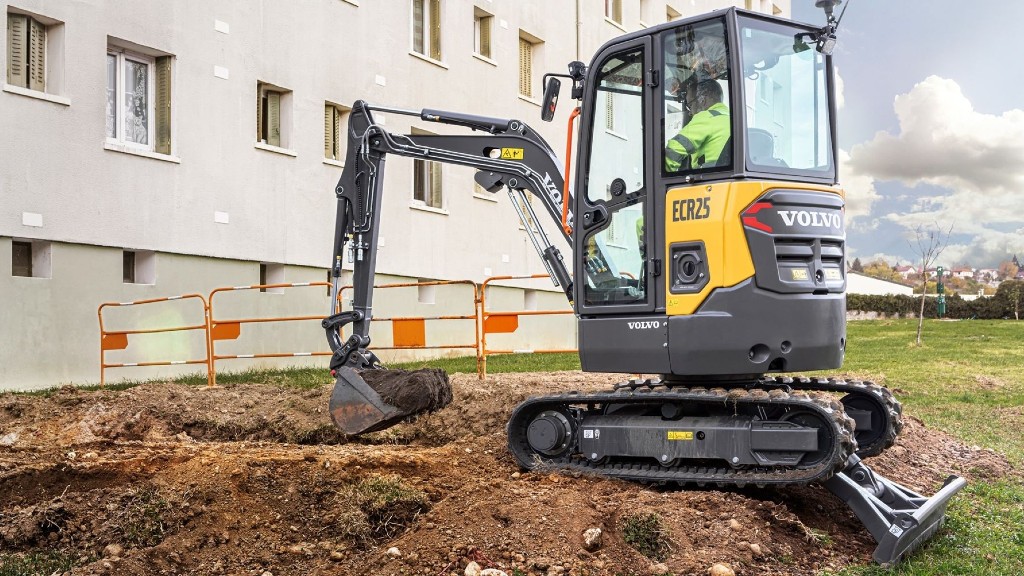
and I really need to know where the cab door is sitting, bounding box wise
[574,37,669,373]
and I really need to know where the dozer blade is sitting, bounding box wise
[825,455,967,566]
[328,366,453,436]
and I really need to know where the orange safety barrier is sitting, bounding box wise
[207,282,333,386]
[98,294,213,387]
[337,279,480,360]
[478,274,577,379]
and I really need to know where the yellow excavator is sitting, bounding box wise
[319,3,964,565]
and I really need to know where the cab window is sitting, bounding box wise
[662,19,732,175]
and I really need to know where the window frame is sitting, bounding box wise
[473,8,493,60]
[411,0,443,63]
[412,157,444,210]
[12,240,32,277]
[518,36,533,98]
[324,102,350,163]
[106,47,156,152]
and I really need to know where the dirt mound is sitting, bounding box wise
[0,372,1015,576]
[363,367,453,414]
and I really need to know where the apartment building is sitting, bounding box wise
[1,0,790,390]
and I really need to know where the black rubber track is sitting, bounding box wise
[507,383,857,488]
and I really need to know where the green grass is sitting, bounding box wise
[0,551,78,576]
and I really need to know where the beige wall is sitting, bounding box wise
[1,0,789,390]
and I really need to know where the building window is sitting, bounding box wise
[257,82,291,148]
[417,279,436,305]
[325,102,350,161]
[107,43,173,154]
[11,240,50,278]
[413,159,443,209]
[605,0,623,24]
[6,10,63,95]
[666,5,681,22]
[259,263,284,294]
[123,250,135,283]
[518,35,534,98]
[122,250,155,284]
[12,241,32,277]
[412,0,442,61]
[473,8,493,59]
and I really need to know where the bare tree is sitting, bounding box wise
[910,223,953,345]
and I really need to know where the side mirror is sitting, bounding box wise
[541,77,561,122]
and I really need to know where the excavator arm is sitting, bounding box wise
[321,100,576,433]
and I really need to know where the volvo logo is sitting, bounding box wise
[627,321,661,330]
[778,210,842,229]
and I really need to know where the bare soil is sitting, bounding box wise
[0,371,1015,576]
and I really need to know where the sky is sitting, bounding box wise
[791,1,1024,269]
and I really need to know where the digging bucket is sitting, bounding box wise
[328,367,407,435]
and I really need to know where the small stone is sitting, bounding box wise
[511,472,522,479]
[465,448,473,454]
[709,563,735,576]
[480,570,509,576]
[101,561,113,571]
[582,527,602,551]
[82,451,98,459]
[513,553,525,562]
[0,432,17,446]
[728,519,742,531]
[386,546,402,558]
[330,551,344,561]
[261,572,274,576]
[102,544,123,558]
[649,563,668,575]
[465,561,482,576]
[749,543,763,557]
[533,557,551,570]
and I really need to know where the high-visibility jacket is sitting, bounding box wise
[665,102,730,172]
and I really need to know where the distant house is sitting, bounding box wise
[951,267,975,280]
[894,265,917,279]
[847,272,915,296]
[977,268,999,284]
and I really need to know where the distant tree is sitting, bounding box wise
[851,257,864,272]
[910,223,953,346]
[998,260,1020,281]
[862,259,901,282]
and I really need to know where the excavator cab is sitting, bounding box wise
[561,9,847,377]
[321,6,966,566]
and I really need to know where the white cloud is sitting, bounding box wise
[845,76,1024,266]
[838,148,878,224]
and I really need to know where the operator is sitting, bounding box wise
[664,79,730,172]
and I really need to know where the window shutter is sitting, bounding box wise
[614,0,623,23]
[429,161,442,208]
[27,17,45,92]
[519,38,532,97]
[267,91,281,147]
[324,104,334,158]
[480,17,491,58]
[155,56,172,155]
[413,159,425,202]
[256,85,263,142]
[412,0,424,54]
[7,14,28,87]
[334,109,343,161]
[429,0,442,60]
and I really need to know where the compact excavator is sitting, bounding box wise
[320,3,964,565]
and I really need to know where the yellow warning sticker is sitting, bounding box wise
[667,431,693,441]
[500,148,525,160]
[790,268,809,281]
